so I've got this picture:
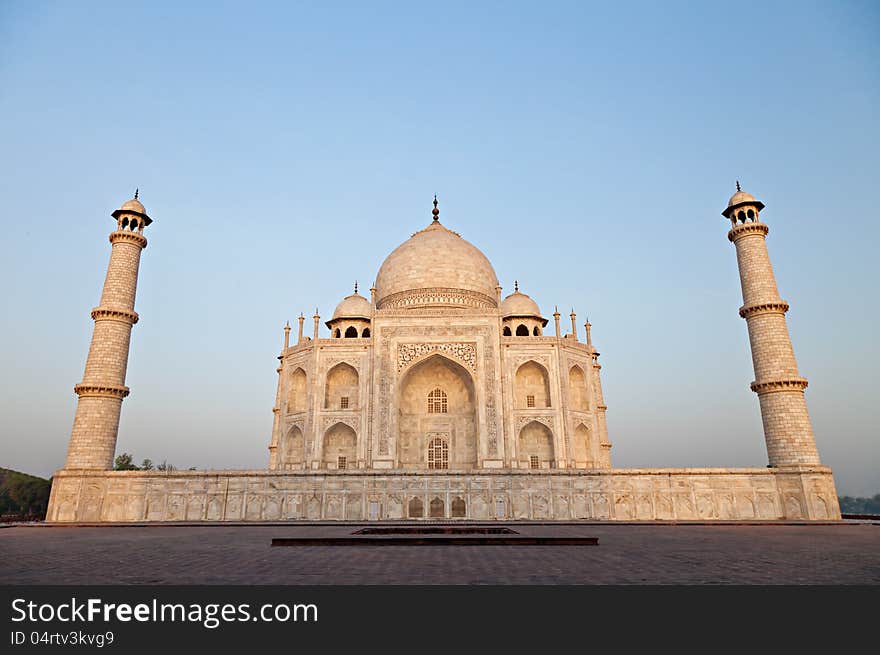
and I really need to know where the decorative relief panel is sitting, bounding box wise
[510,354,551,371]
[323,357,360,370]
[286,418,306,433]
[322,415,360,432]
[397,342,477,373]
[516,414,554,431]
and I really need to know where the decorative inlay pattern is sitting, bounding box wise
[378,287,497,310]
[397,343,477,373]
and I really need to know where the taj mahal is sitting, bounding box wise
[46,185,841,522]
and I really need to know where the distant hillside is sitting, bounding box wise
[0,468,51,521]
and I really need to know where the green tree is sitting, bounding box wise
[113,453,139,470]
[141,458,154,471]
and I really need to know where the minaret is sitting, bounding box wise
[569,309,578,340]
[64,192,152,469]
[724,182,820,467]
[283,321,291,350]
[297,313,305,343]
[553,306,561,338]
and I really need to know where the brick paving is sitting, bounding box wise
[1,523,878,585]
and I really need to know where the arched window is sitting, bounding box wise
[747,208,755,220]
[408,496,424,518]
[451,496,466,517]
[532,326,540,336]
[130,219,138,230]
[121,217,129,230]
[430,497,445,518]
[334,328,341,338]
[427,388,448,414]
[503,326,512,336]
[427,437,448,469]
[737,210,746,223]
[516,324,529,336]
[344,326,358,338]
[362,328,371,337]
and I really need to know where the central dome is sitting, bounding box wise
[375,216,499,311]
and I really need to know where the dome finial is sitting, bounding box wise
[736,180,741,192]
[134,188,139,200]
[432,194,439,222]
[354,280,358,294]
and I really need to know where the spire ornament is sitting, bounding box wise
[736,180,741,192]
[134,188,139,200]
[432,194,439,222]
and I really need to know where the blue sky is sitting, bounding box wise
[1,1,877,495]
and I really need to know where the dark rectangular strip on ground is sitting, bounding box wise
[271,536,599,546]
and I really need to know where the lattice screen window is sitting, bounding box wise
[530,455,540,469]
[427,388,448,414]
[340,396,349,409]
[337,456,347,470]
[526,394,536,408]
[428,438,449,469]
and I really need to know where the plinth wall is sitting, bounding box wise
[46,467,841,522]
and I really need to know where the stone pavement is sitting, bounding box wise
[1,522,878,584]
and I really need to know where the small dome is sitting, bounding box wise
[501,290,542,318]
[111,192,152,225]
[726,190,755,208]
[722,183,765,218]
[121,198,147,214]
[331,292,371,321]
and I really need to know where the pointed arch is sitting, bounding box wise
[568,364,588,411]
[408,497,424,518]
[515,360,551,409]
[571,422,592,467]
[515,324,529,336]
[518,420,554,468]
[322,422,357,468]
[279,425,304,469]
[287,368,307,413]
[398,354,477,470]
[344,326,358,338]
[503,325,512,336]
[324,362,358,409]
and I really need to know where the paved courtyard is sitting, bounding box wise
[2,522,878,584]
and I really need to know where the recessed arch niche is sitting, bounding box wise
[397,354,477,470]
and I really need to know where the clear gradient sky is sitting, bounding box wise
[1,1,877,495]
